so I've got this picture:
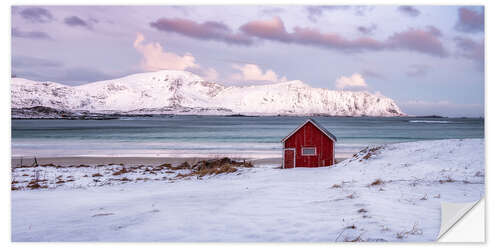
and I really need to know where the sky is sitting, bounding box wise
[11,5,484,117]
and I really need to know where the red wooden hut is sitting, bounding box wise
[281,118,337,168]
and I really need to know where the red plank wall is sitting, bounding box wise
[284,122,334,167]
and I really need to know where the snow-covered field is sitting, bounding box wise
[11,139,484,242]
[11,163,195,190]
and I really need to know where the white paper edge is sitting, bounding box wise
[438,198,485,242]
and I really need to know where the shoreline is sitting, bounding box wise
[11,156,348,167]
[11,156,282,168]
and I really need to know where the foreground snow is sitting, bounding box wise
[11,139,484,242]
[11,70,404,117]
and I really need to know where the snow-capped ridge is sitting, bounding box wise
[11,70,406,117]
[274,80,307,87]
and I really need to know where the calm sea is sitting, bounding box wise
[11,116,484,158]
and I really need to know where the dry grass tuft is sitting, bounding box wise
[171,162,191,170]
[176,158,253,178]
[344,235,363,242]
[362,152,372,160]
[396,223,423,239]
[92,173,103,177]
[27,180,47,189]
[475,171,484,177]
[354,146,383,162]
[92,213,114,217]
[439,176,455,184]
[154,163,173,170]
[331,183,342,189]
[112,167,129,176]
[40,163,57,167]
[357,208,368,213]
[199,164,237,177]
[120,177,132,182]
[76,164,91,168]
[369,179,384,186]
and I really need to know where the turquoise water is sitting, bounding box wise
[11,116,484,158]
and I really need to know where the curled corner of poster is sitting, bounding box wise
[437,198,485,242]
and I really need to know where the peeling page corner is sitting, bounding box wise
[438,198,484,242]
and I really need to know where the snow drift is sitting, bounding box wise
[11,70,405,117]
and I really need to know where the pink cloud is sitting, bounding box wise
[239,17,446,56]
[133,33,198,71]
[148,16,449,57]
[240,17,384,52]
[455,7,484,33]
[387,26,448,57]
[335,73,368,90]
[291,27,385,51]
[230,64,287,83]
[239,17,291,42]
[150,18,252,45]
[133,33,221,80]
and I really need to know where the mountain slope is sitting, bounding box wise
[11,70,405,117]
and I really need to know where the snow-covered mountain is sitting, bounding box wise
[11,70,405,117]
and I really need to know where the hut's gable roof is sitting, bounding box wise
[281,118,337,142]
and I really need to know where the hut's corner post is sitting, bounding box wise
[332,141,336,167]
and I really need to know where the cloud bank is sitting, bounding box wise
[240,17,447,57]
[149,16,448,57]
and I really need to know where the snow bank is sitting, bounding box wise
[11,139,484,242]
